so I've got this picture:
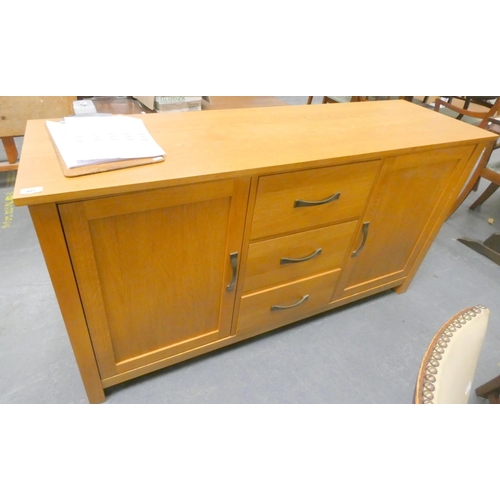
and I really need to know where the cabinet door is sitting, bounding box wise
[336,145,475,298]
[58,179,250,379]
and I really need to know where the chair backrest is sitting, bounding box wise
[0,96,75,137]
[434,97,500,129]
[351,96,402,102]
[414,305,490,404]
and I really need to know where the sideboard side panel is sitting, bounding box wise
[29,203,105,403]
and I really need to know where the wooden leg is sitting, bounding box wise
[488,393,500,404]
[307,96,313,105]
[475,374,500,403]
[447,141,495,217]
[29,204,106,404]
[469,182,500,210]
[457,234,500,266]
[2,137,19,164]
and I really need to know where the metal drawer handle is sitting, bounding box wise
[280,248,322,265]
[270,294,309,311]
[352,221,370,257]
[294,192,340,208]
[226,252,238,291]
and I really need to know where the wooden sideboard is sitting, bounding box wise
[13,100,497,403]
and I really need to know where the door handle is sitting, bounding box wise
[226,252,238,291]
[352,222,370,257]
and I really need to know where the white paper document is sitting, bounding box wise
[46,115,166,168]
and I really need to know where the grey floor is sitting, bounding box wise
[1,97,500,404]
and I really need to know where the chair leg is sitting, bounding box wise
[476,374,500,403]
[488,393,500,404]
[447,141,495,218]
[307,96,313,105]
[469,182,500,210]
[1,137,18,164]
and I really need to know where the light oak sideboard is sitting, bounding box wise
[13,100,497,403]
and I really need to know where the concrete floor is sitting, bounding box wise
[1,97,500,403]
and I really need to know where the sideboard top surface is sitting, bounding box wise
[13,99,497,206]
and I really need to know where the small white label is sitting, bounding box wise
[20,187,43,195]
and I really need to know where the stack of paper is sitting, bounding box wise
[46,115,165,169]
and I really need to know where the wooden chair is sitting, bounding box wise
[475,373,500,403]
[440,96,498,120]
[307,96,353,104]
[414,305,490,404]
[350,96,405,102]
[433,97,500,214]
[0,97,75,172]
[307,96,412,105]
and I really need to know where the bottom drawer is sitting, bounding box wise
[236,269,341,337]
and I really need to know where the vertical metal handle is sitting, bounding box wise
[226,252,238,291]
[294,192,341,208]
[352,222,370,257]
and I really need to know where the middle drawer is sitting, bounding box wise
[243,220,358,293]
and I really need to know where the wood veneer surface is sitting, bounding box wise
[13,100,497,206]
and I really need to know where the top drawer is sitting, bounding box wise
[251,160,381,239]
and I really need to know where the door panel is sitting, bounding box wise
[59,179,250,378]
[337,146,475,298]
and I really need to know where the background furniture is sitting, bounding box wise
[440,96,499,120]
[435,100,500,266]
[476,373,500,403]
[201,96,287,110]
[433,97,500,214]
[414,305,489,404]
[13,100,497,403]
[307,96,414,105]
[0,97,75,172]
[469,113,500,210]
[458,233,500,266]
[89,96,154,114]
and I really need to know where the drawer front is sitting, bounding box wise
[237,270,341,336]
[243,220,358,292]
[251,160,381,239]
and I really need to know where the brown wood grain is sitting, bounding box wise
[13,100,497,207]
[14,100,499,402]
[58,179,250,378]
[28,203,105,403]
[244,221,358,292]
[337,146,476,299]
[251,160,381,239]
[237,270,341,336]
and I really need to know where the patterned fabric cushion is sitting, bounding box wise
[415,306,490,404]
